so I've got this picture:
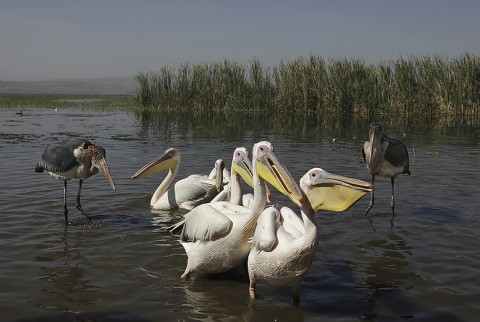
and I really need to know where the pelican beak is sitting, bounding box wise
[131,151,176,179]
[92,147,116,192]
[215,159,225,192]
[256,151,303,207]
[233,156,272,203]
[233,154,254,188]
[304,170,372,212]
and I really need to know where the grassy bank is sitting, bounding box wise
[0,94,135,111]
[134,54,480,120]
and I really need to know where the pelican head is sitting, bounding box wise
[253,141,303,207]
[131,147,180,179]
[90,145,116,192]
[301,168,372,212]
[232,147,271,203]
[232,147,254,187]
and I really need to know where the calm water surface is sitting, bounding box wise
[1,108,479,321]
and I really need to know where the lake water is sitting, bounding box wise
[1,107,479,321]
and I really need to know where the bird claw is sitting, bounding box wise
[75,204,97,225]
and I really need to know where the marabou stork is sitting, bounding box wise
[362,123,410,220]
[35,137,116,225]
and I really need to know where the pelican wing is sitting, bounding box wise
[180,203,233,242]
[173,175,219,208]
[209,184,231,203]
[279,206,305,238]
[242,193,254,208]
[252,206,280,252]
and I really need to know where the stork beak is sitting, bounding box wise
[93,156,116,192]
[369,123,383,159]
[256,151,303,207]
[304,171,371,212]
[131,152,176,179]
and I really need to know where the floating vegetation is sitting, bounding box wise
[0,94,134,111]
[0,133,37,144]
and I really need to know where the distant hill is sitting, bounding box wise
[0,76,136,95]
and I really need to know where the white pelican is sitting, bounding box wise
[248,168,372,303]
[131,148,225,211]
[174,141,303,279]
[362,123,410,219]
[210,147,270,207]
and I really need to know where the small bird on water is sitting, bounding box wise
[35,137,116,225]
[362,123,410,221]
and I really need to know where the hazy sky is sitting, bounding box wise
[1,0,479,81]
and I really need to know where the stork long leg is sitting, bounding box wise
[75,180,95,224]
[364,175,375,217]
[63,181,69,225]
[390,177,396,222]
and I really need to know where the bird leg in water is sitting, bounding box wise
[63,181,69,225]
[364,175,375,217]
[249,283,256,300]
[75,180,96,225]
[292,284,301,305]
[390,177,396,222]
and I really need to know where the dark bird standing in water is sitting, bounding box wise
[362,123,410,220]
[35,138,116,225]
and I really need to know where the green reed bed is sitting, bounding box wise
[135,54,480,120]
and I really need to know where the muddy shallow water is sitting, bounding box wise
[0,108,479,321]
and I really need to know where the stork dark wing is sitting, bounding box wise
[35,143,79,173]
[63,137,92,151]
[384,137,410,174]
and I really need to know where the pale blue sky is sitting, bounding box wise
[1,0,479,81]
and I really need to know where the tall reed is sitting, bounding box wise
[134,54,480,120]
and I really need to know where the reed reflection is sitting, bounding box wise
[135,110,366,143]
[135,110,480,147]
